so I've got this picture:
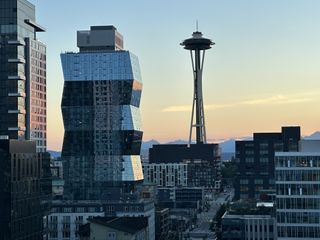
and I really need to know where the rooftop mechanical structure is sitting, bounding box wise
[181,30,214,145]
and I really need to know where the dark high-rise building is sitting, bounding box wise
[234,126,301,201]
[0,139,51,240]
[61,26,144,200]
[0,0,47,152]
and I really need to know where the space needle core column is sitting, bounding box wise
[181,30,214,145]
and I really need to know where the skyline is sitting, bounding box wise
[29,0,320,150]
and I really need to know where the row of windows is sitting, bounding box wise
[278,226,320,238]
[276,156,320,168]
[277,197,320,210]
[276,169,320,181]
[277,183,320,195]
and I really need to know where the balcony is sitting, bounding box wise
[8,58,25,64]
[8,127,26,131]
[8,92,26,97]
[8,75,26,81]
[8,109,26,114]
[7,40,25,46]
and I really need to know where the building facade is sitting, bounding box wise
[0,0,46,152]
[60,26,144,200]
[0,139,51,240]
[156,187,204,209]
[275,140,320,239]
[235,126,301,201]
[143,163,188,187]
[87,217,149,240]
[222,212,277,240]
[149,144,221,189]
[155,208,170,240]
[49,201,104,240]
[48,200,155,240]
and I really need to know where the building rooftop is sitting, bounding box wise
[77,25,123,51]
[89,216,148,234]
[225,202,274,217]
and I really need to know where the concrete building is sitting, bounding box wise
[0,139,51,240]
[0,0,47,152]
[275,140,320,239]
[48,201,104,239]
[235,126,301,201]
[143,163,188,187]
[61,25,144,200]
[79,216,148,240]
[48,200,155,240]
[221,203,277,240]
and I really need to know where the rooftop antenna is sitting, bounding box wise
[196,20,198,32]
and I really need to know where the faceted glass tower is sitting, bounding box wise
[61,26,144,200]
[0,0,47,152]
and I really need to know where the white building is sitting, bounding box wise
[48,200,155,240]
[275,140,320,239]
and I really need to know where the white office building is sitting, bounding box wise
[275,140,320,239]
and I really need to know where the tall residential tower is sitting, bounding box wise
[61,26,144,200]
[0,0,47,152]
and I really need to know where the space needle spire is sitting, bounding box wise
[181,27,214,145]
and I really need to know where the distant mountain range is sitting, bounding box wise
[48,131,320,160]
[48,150,61,159]
[304,131,320,140]
[141,138,237,153]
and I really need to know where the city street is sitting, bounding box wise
[184,188,234,239]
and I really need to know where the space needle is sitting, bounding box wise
[181,27,214,145]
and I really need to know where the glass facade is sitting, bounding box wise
[0,0,46,152]
[275,153,320,239]
[0,139,51,240]
[61,28,144,200]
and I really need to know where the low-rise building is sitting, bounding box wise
[87,216,148,240]
[48,200,155,240]
[221,203,277,240]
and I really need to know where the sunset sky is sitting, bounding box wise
[29,0,320,151]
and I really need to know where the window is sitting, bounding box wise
[62,231,70,238]
[76,207,85,213]
[260,157,269,163]
[106,232,116,240]
[63,207,72,213]
[254,179,263,184]
[240,179,248,184]
[245,158,254,163]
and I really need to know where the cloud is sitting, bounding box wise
[241,95,312,105]
[162,103,234,112]
[162,105,191,112]
[161,91,318,112]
